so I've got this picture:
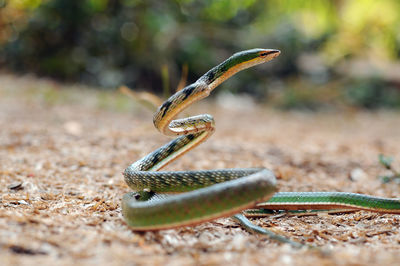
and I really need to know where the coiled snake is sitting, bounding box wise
[122,49,400,232]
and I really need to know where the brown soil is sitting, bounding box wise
[1,74,400,265]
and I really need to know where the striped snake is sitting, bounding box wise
[122,49,400,233]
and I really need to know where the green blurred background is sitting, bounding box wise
[1,0,400,109]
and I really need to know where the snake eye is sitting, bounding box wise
[260,52,268,57]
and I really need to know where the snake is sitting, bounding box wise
[122,48,400,231]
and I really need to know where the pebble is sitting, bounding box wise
[8,182,23,190]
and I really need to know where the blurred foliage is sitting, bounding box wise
[1,0,400,108]
[345,78,400,109]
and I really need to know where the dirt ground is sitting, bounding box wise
[1,74,400,266]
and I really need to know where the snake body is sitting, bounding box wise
[122,49,400,231]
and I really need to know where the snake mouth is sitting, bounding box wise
[267,49,281,58]
[271,50,281,57]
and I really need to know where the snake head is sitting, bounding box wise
[231,48,281,66]
[258,49,281,59]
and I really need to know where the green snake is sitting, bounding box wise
[122,48,400,231]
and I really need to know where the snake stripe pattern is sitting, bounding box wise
[122,48,400,231]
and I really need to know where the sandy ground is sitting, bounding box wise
[1,74,400,265]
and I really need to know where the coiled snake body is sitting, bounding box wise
[122,49,400,231]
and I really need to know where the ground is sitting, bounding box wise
[1,74,400,265]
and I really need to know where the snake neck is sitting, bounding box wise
[153,81,210,137]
